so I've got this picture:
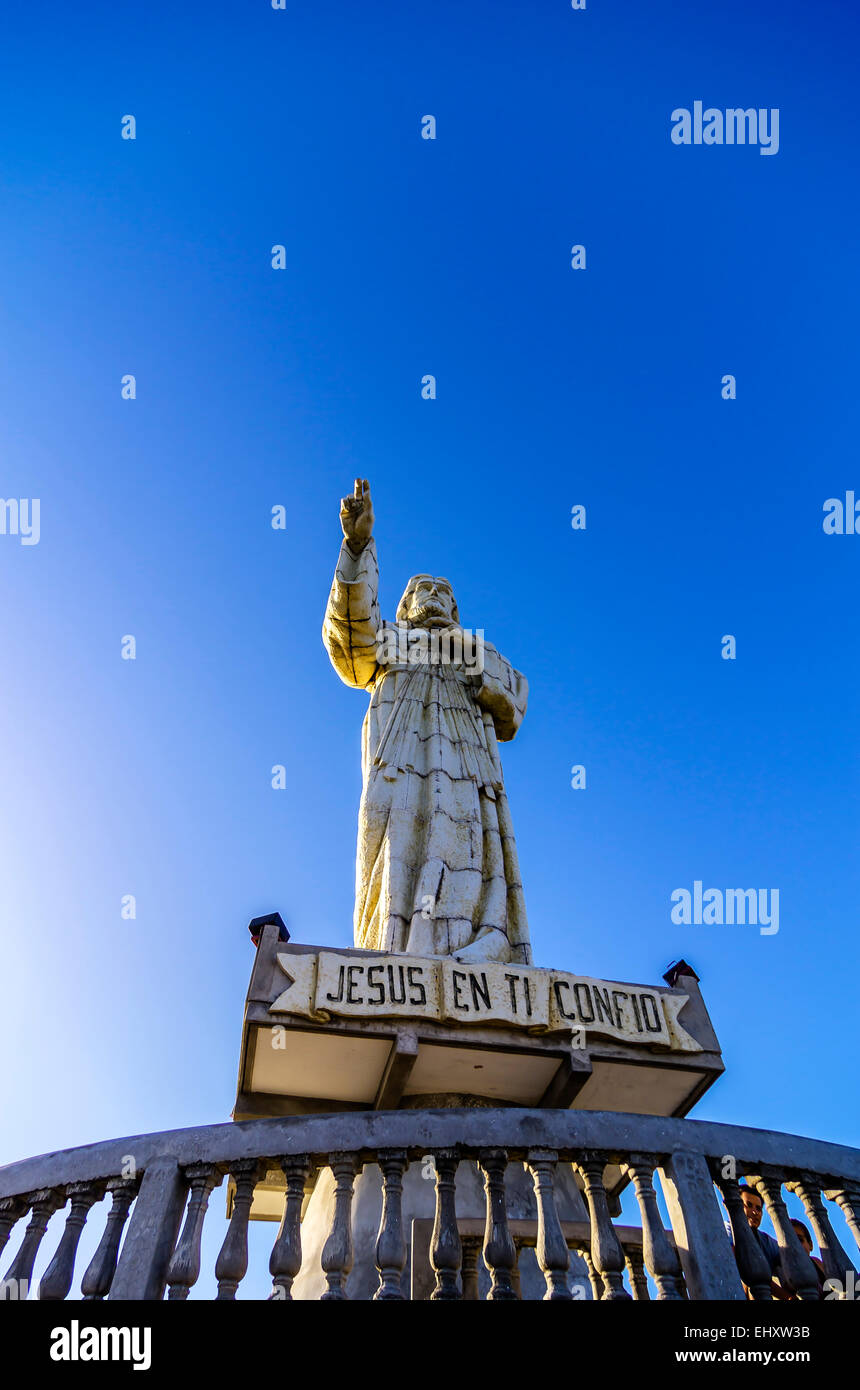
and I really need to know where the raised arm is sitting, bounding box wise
[322,479,381,690]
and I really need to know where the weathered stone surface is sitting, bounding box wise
[658,1149,745,1300]
[2,1109,859,1302]
[290,1156,592,1301]
[269,948,702,1051]
[109,1157,186,1302]
[5,1109,859,1204]
[323,480,531,965]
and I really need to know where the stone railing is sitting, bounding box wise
[409,1216,662,1300]
[1,1109,858,1301]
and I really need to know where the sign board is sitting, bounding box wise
[269,951,701,1053]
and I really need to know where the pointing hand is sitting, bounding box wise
[340,478,374,551]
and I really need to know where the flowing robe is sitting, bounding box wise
[323,538,532,965]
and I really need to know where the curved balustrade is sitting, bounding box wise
[0,1109,857,1301]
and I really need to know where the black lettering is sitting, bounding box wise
[573,983,595,1024]
[470,971,491,1011]
[505,973,519,1012]
[325,965,345,1004]
[346,965,364,1005]
[611,990,629,1029]
[593,986,613,1026]
[367,965,385,1006]
[387,964,407,1005]
[523,976,532,1018]
[553,980,576,1022]
[452,970,469,1010]
[631,994,643,1032]
[407,966,427,1005]
[641,993,662,1033]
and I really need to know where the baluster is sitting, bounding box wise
[81,1178,138,1300]
[576,1153,631,1300]
[0,1197,27,1263]
[2,1188,61,1299]
[461,1237,481,1300]
[626,1155,685,1300]
[747,1170,819,1301]
[479,1149,517,1301]
[789,1175,858,1286]
[823,1185,860,1256]
[511,1243,523,1299]
[39,1182,103,1301]
[374,1149,407,1300]
[625,1246,650,1299]
[580,1245,604,1300]
[269,1154,311,1301]
[166,1163,221,1301]
[320,1155,359,1300]
[713,1170,772,1300]
[215,1160,260,1300]
[527,1149,572,1300]
[430,1150,462,1300]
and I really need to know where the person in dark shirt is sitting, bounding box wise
[740,1186,782,1272]
[724,1184,789,1299]
[790,1219,826,1297]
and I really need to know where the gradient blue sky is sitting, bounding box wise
[1,0,858,1292]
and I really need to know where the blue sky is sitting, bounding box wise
[0,0,858,1293]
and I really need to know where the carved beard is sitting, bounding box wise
[410,602,453,628]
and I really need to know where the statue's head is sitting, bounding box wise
[396,574,459,628]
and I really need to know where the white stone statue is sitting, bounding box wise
[323,480,532,965]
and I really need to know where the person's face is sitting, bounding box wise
[407,577,456,628]
[742,1192,764,1229]
[792,1223,812,1254]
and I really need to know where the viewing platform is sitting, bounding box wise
[2,1106,858,1301]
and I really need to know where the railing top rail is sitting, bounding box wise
[1,1108,858,1200]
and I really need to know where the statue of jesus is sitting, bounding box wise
[323,480,532,966]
